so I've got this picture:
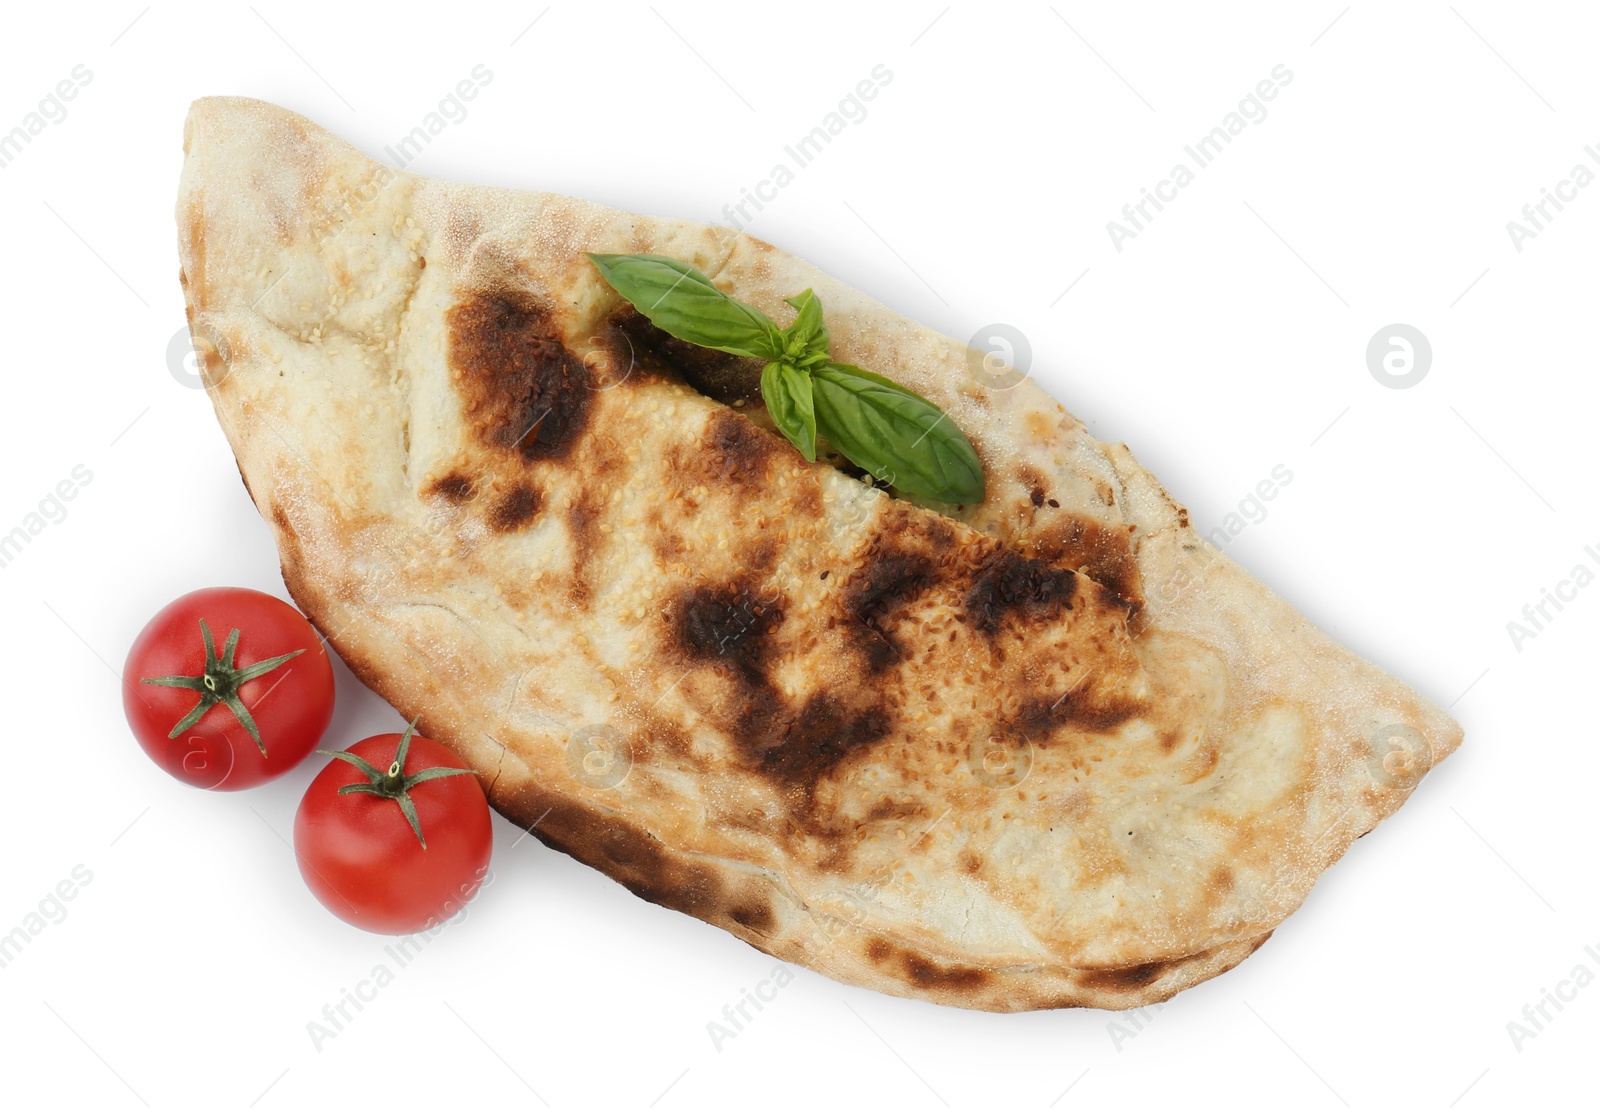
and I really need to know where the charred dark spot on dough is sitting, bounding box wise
[427,472,475,503]
[270,502,295,541]
[850,551,939,621]
[448,290,592,462]
[701,408,778,488]
[643,503,692,566]
[905,954,991,991]
[673,584,784,679]
[528,799,726,920]
[964,549,1078,636]
[1183,741,1221,783]
[753,694,892,795]
[612,306,763,404]
[749,540,780,579]
[668,586,894,803]
[1078,960,1168,991]
[1092,580,1136,616]
[489,483,540,532]
[924,517,957,549]
[1014,686,1144,739]
[1075,693,1144,732]
[862,937,990,991]
[566,492,604,602]
[844,549,939,672]
[728,901,777,935]
[1023,514,1143,614]
[865,797,924,824]
[634,713,694,768]
[1030,485,1046,507]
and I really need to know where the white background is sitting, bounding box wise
[1,2,1594,1111]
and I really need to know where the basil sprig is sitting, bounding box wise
[587,253,985,505]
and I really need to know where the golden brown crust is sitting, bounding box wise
[177,97,1461,1011]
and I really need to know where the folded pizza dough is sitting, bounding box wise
[176,97,1461,1010]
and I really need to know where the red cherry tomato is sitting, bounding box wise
[294,726,492,934]
[124,587,335,790]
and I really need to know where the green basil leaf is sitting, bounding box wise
[811,363,985,504]
[760,361,817,461]
[782,288,829,363]
[587,253,784,360]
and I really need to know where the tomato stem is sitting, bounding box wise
[316,719,475,849]
[140,618,305,756]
